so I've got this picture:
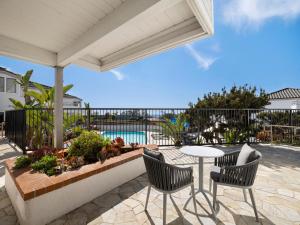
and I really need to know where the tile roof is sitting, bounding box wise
[268,88,300,100]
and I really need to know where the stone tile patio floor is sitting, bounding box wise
[1,137,300,225]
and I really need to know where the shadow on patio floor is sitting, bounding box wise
[217,201,275,225]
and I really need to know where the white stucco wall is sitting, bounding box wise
[265,99,300,109]
[62,97,82,108]
[0,72,24,112]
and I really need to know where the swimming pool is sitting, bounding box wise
[101,131,146,144]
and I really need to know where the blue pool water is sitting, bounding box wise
[101,131,146,144]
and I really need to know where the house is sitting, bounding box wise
[0,67,82,122]
[266,88,300,109]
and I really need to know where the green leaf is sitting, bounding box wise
[33,83,47,96]
[26,90,46,106]
[63,84,73,94]
[9,98,25,109]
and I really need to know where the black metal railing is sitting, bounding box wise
[5,110,27,153]
[5,108,300,152]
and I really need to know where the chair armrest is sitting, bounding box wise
[214,150,240,167]
[219,160,259,187]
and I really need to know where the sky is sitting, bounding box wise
[1,0,300,108]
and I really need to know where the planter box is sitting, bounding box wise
[5,145,157,225]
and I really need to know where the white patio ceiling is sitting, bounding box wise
[0,0,213,71]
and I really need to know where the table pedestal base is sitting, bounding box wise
[179,146,224,220]
[184,188,219,219]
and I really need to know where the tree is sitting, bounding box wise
[26,83,73,108]
[9,71,76,149]
[187,85,270,144]
[159,114,187,146]
[17,70,33,105]
[189,85,269,109]
[9,70,35,109]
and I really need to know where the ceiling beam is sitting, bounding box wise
[58,0,176,67]
[75,55,101,71]
[0,35,56,66]
[99,18,206,71]
[185,0,214,35]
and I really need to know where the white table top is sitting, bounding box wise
[180,146,224,158]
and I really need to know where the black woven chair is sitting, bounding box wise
[143,149,198,225]
[210,149,262,222]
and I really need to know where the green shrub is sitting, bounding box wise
[45,168,56,176]
[65,127,84,141]
[224,128,248,144]
[14,156,32,169]
[68,131,110,162]
[31,155,57,176]
[72,127,83,137]
[224,129,236,144]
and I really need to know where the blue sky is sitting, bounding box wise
[1,0,300,108]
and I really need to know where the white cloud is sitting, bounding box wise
[110,69,125,80]
[222,0,300,31]
[185,44,217,70]
[211,43,221,53]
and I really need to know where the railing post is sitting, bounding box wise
[289,109,293,126]
[247,109,250,144]
[145,109,148,145]
[21,109,26,154]
[87,108,91,131]
[13,110,16,145]
[270,125,273,144]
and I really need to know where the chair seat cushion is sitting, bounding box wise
[236,144,255,166]
[210,171,220,182]
[144,148,165,162]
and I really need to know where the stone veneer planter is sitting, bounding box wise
[5,145,157,225]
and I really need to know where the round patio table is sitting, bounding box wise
[180,146,224,217]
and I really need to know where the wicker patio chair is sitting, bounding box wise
[210,146,262,222]
[143,148,198,225]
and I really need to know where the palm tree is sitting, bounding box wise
[9,80,75,149]
[26,83,73,108]
[159,114,187,146]
[17,69,33,105]
[9,70,34,109]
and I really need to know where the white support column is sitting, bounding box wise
[54,67,64,149]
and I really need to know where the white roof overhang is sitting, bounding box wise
[0,0,213,71]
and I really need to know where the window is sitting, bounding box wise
[6,78,16,93]
[0,77,4,92]
[73,101,80,107]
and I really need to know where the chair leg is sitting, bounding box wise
[249,188,259,222]
[213,182,218,211]
[243,189,248,202]
[191,183,198,215]
[145,186,151,211]
[163,193,167,225]
[209,178,212,193]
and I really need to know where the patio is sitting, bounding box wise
[1,139,300,225]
